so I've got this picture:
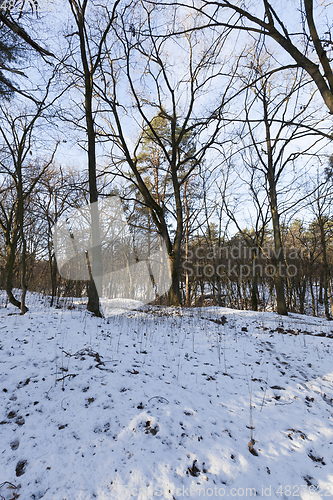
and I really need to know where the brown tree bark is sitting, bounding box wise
[318,215,332,319]
[68,0,120,317]
[5,241,20,308]
[267,175,288,315]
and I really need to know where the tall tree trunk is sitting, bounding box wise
[318,217,331,319]
[50,254,57,307]
[309,277,316,316]
[86,203,102,317]
[168,146,182,306]
[5,241,20,308]
[328,280,333,317]
[75,3,102,317]
[299,278,306,315]
[265,144,287,314]
[251,250,259,311]
[184,179,190,307]
[19,234,28,313]
[318,274,323,303]
[168,250,182,306]
[18,174,28,314]
[262,84,288,316]
[269,195,287,315]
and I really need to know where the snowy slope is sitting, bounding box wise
[1,295,333,499]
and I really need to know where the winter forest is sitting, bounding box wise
[1,1,333,499]
[1,0,333,318]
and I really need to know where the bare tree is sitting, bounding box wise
[33,164,85,305]
[0,90,59,312]
[64,0,120,316]
[230,55,327,314]
[171,0,333,114]
[306,166,333,319]
[223,161,270,311]
[95,1,238,305]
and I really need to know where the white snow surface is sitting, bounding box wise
[1,294,333,499]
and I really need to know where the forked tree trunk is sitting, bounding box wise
[74,3,103,317]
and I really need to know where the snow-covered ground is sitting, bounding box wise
[1,294,333,499]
